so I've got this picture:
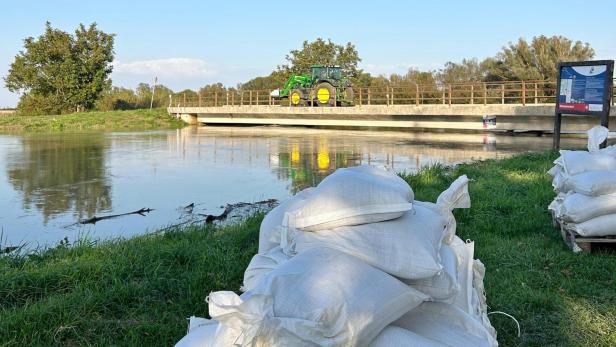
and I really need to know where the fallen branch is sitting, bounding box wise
[198,198,278,224]
[79,207,154,225]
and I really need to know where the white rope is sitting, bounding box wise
[488,311,521,337]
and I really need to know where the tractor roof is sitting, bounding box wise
[310,64,341,68]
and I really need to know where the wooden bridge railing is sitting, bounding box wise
[169,79,616,108]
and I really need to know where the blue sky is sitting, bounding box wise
[1,0,614,107]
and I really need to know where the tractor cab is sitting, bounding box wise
[310,65,342,84]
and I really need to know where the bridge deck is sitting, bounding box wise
[168,104,616,133]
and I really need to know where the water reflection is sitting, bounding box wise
[0,126,588,250]
[5,134,112,223]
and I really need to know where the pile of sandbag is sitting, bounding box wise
[176,165,498,347]
[549,126,616,238]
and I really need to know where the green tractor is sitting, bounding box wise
[271,65,354,106]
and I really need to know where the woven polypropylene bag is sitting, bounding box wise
[258,188,314,254]
[209,247,428,347]
[404,243,459,301]
[284,165,414,231]
[285,207,445,279]
[368,326,446,347]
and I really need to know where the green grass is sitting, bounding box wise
[0,108,184,132]
[1,152,615,346]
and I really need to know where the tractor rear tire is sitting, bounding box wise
[343,86,354,106]
[315,83,335,107]
[289,89,304,107]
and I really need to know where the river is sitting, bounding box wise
[0,126,585,251]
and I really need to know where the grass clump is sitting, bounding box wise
[1,152,615,346]
[0,108,184,132]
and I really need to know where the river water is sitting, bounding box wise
[0,126,585,251]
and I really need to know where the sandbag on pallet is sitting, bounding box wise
[551,192,616,223]
[209,247,428,347]
[283,165,414,232]
[554,170,616,196]
[565,214,616,237]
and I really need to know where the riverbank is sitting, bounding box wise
[1,152,615,346]
[0,108,184,132]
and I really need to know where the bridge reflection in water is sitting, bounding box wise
[167,126,583,194]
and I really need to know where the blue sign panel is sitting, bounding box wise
[558,65,607,112]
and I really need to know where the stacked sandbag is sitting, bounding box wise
[176,165,498,347]
[549,126,616,237]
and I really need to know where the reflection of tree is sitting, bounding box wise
[274,138,361,194]
[6,134,112,224]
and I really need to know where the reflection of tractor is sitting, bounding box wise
[270,65,353,106]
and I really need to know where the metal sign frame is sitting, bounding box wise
[553,60,614,149]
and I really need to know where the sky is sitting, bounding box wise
[0,0,614,107]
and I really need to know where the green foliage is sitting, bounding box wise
[96,83,175,111]
[5,22,115,115]
[486,35,595,81]
[0,109,184,132]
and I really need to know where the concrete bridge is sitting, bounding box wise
[168,104,616,133]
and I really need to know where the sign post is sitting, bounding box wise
[553,60,614,149]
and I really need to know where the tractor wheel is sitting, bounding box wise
[315,83,335,107]
[289,89,304,106]
[342,86,354,105]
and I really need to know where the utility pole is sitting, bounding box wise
[150,76,158,110]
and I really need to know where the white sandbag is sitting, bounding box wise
[559,170,616,196]
[368,326,447,347]
[472,260,498,341]
[566,213,616,237]
[258,188,314,254]
[175,317,218,347]
[284,165,414,231]
[242,246,290,292]
[450,236,475,315]
[554,192,616,223]
[547,165,561,178]
[285,207,446,279]
[434,175,471,244]
[404,243,459,301]
[587,126,609,152]
[555,150,616,176]
[209,247,428,347]
[394,302,497,347]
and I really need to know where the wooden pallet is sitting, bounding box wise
[552,212,616,253]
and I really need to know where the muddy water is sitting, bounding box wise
[0,126,586,250]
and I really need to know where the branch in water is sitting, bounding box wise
[198,199,278,224]
[79,208,154,225]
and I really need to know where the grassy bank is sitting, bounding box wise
[1,152,615,346]
[0,108,184,132]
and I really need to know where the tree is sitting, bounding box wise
[438,58,486,84]
[485,35,594,81]
[5,22,114,114]
[280,39,362,78]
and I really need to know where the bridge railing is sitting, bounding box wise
[169,79,615,108]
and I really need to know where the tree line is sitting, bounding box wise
[4,23,596,114]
